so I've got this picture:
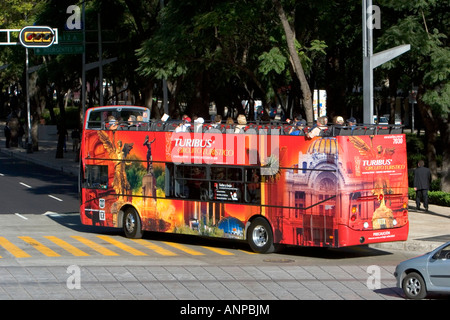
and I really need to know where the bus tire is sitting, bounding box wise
[123,208,143,239]
[247,217,274,253]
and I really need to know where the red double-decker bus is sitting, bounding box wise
[79,106,409,253]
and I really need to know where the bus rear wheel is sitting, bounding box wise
[123,208,143,239]
[247,217,274,253]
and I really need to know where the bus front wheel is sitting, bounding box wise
[247,217,274,253]
[123,208,143,239]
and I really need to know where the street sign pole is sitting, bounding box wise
[362,0,410,124]
[25,47,32,153]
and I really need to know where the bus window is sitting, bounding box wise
[172,165,207,200]
[245,168,260,203]
[85,165,108,189]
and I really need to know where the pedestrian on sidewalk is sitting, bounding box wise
[414,160,431,212]
[4,122,11,148]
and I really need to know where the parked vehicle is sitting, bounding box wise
[394,241,450,299]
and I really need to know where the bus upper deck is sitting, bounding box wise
[83,106,404,136]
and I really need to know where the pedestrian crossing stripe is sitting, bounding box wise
[44,236,90,256]
[0,235,249,258]
[96,235,147,256]
[18,236,60,257]
[131,239,178,256]
[163,242,205,255]
[0,236,31,258]
[71,235,119,256]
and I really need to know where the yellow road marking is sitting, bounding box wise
[201,246,234,255]
[44,236,89,256]
[71,236,119,256]
[96,235,147,256]
[131,239,178,256]
[163,242,205,255]
[0,236,31,258]
[18,236,60,257]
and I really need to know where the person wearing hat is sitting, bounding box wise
[346,117,356,132]
[332,116,345,135]
[289,120,306,135]
[193,116,205,133]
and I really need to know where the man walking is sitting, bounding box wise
[414,160,431,211]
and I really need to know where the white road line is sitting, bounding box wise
[14,213,28,220]
[48,195,63,202]
[19,182,32,188]
[0,173,4,176]
[43,211,61,217]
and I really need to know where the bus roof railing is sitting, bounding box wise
[85,117,404,136]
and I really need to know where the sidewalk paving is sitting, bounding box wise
[0,123,449,254]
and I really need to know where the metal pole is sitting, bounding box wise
[98,13,103,106]
[160,0,168,115]
[362,0,374,124]
[25,47,32,153]
[81,0,86,121]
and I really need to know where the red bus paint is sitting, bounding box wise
[79,106,409,253]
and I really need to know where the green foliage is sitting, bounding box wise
[409,188,450,207]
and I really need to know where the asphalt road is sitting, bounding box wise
[0,155,435,302]
[0,155,79,215]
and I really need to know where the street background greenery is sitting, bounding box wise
[0,0,448,195]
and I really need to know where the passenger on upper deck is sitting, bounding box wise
[332,116,345,135]
[235,114,247,133]
[307,116,328,138]
[289,120,306,136]
[346,117,356,132]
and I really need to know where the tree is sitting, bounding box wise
[377,0,449,192]
[272,0,314,124]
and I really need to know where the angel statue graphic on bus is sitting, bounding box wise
[98,131,134,202]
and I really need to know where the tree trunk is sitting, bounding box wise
[417,85,438,181]
[273,0,313,124]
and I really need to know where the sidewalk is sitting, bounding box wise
[0,123,449,254]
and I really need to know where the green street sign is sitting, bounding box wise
[34,44,84,55]
[34,31,83,55]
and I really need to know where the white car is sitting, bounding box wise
[394,241,450,299]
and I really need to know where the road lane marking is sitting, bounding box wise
[19,182,32,188]
[18,236,60,257]
[48,195,63,202]
[163,242,205,255]
[131,239,178,256]
[201,246,234,255]
[71,236,119,256]
[96,235,147,256]
[44,236,89,256]
[0,236,31,258]
[14,213,28,220]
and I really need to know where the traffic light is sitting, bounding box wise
[19,26,56,48]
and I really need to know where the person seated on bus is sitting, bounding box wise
[127,115,137,129]
[288,120,306,136]
[235,114,247,133]
[332,116,345,135]
[209,115,222,129]
[107,115,119,130]
[285,113,301,125]
[307,116,328,138]
[193,116,205,133]
[346,117,357,132]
